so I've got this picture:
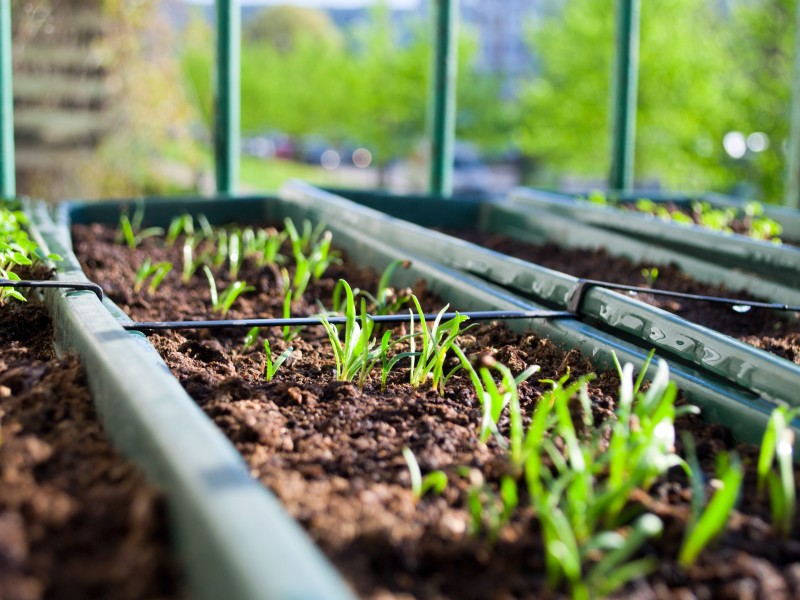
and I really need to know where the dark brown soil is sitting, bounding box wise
[450,231,800,366]
[0,295,180,600]
[71,223,800,600]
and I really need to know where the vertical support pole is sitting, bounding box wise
[609,0,640,192]
[429,0,458,197]
[0,0,15,199]
[785,0,800,208]
[215,0,240,196]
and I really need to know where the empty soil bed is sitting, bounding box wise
[0,291,180,600]
[448,230,800,366]
[73,223,800,599]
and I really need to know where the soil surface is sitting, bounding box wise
[450,230,800,366]
[72,223,800,600]
[0,289,180,600]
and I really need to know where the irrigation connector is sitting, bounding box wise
[0,279,104,301]
[567,278,800,315]
[122,309,577,332]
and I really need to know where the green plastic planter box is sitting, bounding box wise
[508,187,800,287]
[27,189,799,597]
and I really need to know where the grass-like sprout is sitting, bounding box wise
[358,258,413,317]
[202,265,254,315]
[285,218,340,298]
[166,213,194,246]
[378,330,417,391]
[228,228,243,279]
[517,355,692,599]
[251,227,286,267]
[407,295,471,394]
[282,288,304,343]
[242,326,261,353]
[453,350,540,451]
[117,206,164,249]
[402,447,447,502]
[133,258,173,293]
[264,339,293,382]
[678,451,743,567]
[213,229,229,268]
[757,405,799,538]
[462,469,518,545]
[319,279,381,387]
[181,236,208,283]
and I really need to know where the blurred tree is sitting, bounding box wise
[517,0,741,193]
[729,0,795,202]
[243,4,343,51]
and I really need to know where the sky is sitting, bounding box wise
[183,0,421,8]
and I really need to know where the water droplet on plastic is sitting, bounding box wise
[732,304,752,313]
[627,290,638,297]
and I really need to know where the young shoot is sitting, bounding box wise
[461,469,518,545]
[133,258,173,293]
[378,330,417,391]
[181,236,208,283]
[678,451,743,567]
[203,265,254,315]
[407,295,472,395]
[282,288,304,343]
[358,259,413,317]
[641,266,659,287]
[757,405,799,538]
[117,206,164,249]
[166,213,194,246]
[264,339,293,382]
[319,279,381,387]
[402,447,447,502]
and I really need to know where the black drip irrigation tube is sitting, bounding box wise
[9,277,797,332]
[0,278,104,301]
[566,278,800,314]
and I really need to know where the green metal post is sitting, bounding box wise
[429,0,458,197]
[215,0,240,195]
[785,0,800,208]
[609,0,640,192]
[0,0,15,198]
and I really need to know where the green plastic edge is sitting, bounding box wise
[283,182,800,412]
[509,187,800,286]
[27,201,357,600]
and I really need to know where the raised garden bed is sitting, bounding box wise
[286,184,800,432]
[508,188,800,287]
[0,209,179,599]
[40,193,800,598]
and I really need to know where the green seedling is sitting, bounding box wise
[196,213,214,240]
[641,266,659,287]
[117,206,164,249]
[203,265,254,315]
[228,228,243,279]
[285,218,340,298]
[133,258,173,293]
[453,348,540,451]
[586,190,608,205]
[402,447,447,502]
[378,330,417,391]
[213,229,229,268]
[264,339,293,382]
[461,469,518,545]
[358,259,413,317]
[181,236,208,283]
[319,280,381,388]
[282,288,305,343]
[407,295,472,394]
[252,227,286,267]
[757,405,800,538]
[242,326,261,353]
[678,451,743,567]
[166,213,194,246]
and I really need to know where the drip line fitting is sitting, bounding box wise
[0,279,104,301]
[122,309,577,332]
[567,278,800,315]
